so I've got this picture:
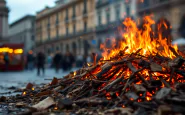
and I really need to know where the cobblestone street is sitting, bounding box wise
[0,68,78,95]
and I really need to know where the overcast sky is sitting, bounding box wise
[7,0,56,24]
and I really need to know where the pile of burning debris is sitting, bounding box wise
[1,16,185,115]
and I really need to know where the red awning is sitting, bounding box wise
[0,43,24,49]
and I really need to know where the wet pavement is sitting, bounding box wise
[0,68,78,95]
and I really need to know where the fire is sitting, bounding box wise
[146,96,152,101]
[106,92,112,100]
[22,91,26,96]
[116,92,119,97]
[146,92,152,97]
[32,87,35,91]
[100,16,178,60]
[54,107,58,110]
[73,71,76,76]
[137,99,142,102]
[130,98,134,101]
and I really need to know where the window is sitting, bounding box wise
[73,5,76,17]
[143,0,149,7]
[115,5,120,20]
[98,15,101,25]
[66,27,68,36]
[84,21,87,32]
[126,6,130,16]
[83,0,87,14]
[56,13,59,24]
[106,11,110,23]
[73,24,76,34]
[40,26,42,41]
[66,9,68,20]
[31,35,34,41]
[48,32,50,40]
[56,27,59,38]
[98,11,101,25]
[47,17,50,27]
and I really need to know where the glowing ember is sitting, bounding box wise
[74,71,76,76]
[146,92,152,97]
[116,92,119,97]
[22,92,26,96]
[54,107,58,110]
[130,98,134,101]
[138,99,142,102]
[106,97,111,100]
[122,105,125,108]
[146,96,152,101]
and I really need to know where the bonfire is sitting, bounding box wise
[1,16,185,115]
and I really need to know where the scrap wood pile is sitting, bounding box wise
[1,16,185,115]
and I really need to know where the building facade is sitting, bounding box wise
[95,0,137,49]
[137,0,185,40]
[0,0,9,42]
[8,15,36,53]
[35,0,96,56]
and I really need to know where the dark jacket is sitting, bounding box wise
[53,53,62,64]
[27,54,34,62]
[36,52,45,66]
[4,53,9,64]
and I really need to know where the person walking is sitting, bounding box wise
[53,51,62,73]
[27,50,34,71]
[36,52,45,76]
[3,52,9,71]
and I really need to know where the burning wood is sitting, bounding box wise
[1,16,185,114]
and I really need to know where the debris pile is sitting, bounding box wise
[1,16,185,115]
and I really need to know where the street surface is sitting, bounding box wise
[0,68,78,95]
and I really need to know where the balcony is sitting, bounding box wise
[96,0,109,8]
[137,0,183,14]
[35,29,95,46]
[96,19,124,33]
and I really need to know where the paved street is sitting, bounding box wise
[0,68,78,95]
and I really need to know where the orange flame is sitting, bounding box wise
[138,99,142,102]
[100,16,178,60]
[146,96,152,101]
[54,107,58,110]
[22,91,26,96]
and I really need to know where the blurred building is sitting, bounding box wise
[95,0,137,49]
[0,0,9,44]
[8,15,36,53]
[137,0,185,40]
[35,0,96,56]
